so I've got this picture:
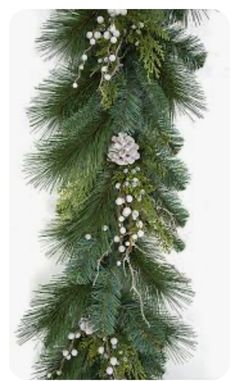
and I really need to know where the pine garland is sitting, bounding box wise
[18,9,207,380]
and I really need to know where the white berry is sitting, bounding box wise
[101,66,108,73]
[86,31,93,39]
[75,332,81,338]
[81,54,88,61]
[68,332,75,340]
[47,373,52,379]
[114,235,120,243]
[62,349,69,357]
[110,36,117,44]
[98,58,103,63]
[79,64,84,70]
[66,354,71,360]
[97,16,104,24]
[123,168,129,174]
[109,54,116,62]
[132,234,138,240]
[115,197,124,205]
[104,74,112,81]
[98,346,105,354]
[89,38,96,45]
[132,210,139,220]
[118,216,125,222]
[120,226,126,235]
[126,195,133,203]
[106,367,114,375]
[118,245,126,253]
[120,9,127,15]
[113,29,120,38]
[116,260,122,267]
[137,230,144,237]
[85,234,92,240]
[110,337,118,346]
[56,370,62,376]
[72,82,78,88]
[110,357,118,366]
[125,241,130,247]
[104,31,111,40]
[115,182,121,189]
[108,10,116,17]
[71,349,78,356]
[94,31,102,39]
[122,207,132,217]
[103,225,109,231]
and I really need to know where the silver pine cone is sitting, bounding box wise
[108,133,140,166]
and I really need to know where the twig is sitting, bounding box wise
[123,250,150,328]
[93,242,113,286]
[49,329,81,378]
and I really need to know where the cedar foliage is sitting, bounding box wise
[18,9,207,379]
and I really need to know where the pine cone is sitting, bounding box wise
[108,133,140,165]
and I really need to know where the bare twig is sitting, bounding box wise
[122,248,150,328]
[93,242,113,286]
[126,253,150,328]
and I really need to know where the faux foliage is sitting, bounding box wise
[18,9,207,380]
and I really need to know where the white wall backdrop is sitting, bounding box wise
[10,10,229,380]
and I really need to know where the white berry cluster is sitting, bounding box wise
[96,21,123,82]
[97,336,121,376]
[108,133,140,166]
[73,10,128,88]
[113,167,146,266]
[86,15,105,46]
[107,9,127,17]
[47,317,94,379]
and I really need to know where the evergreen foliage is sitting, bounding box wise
[18,9,207,379]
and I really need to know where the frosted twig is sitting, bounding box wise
[122,256,127,276]
[74,46,93,83]
[98,39,124,90]
[93,243,113,286]
[124,252,150,328]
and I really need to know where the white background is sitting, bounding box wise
[9,8,230,381]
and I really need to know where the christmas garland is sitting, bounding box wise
[18,9,207,380]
